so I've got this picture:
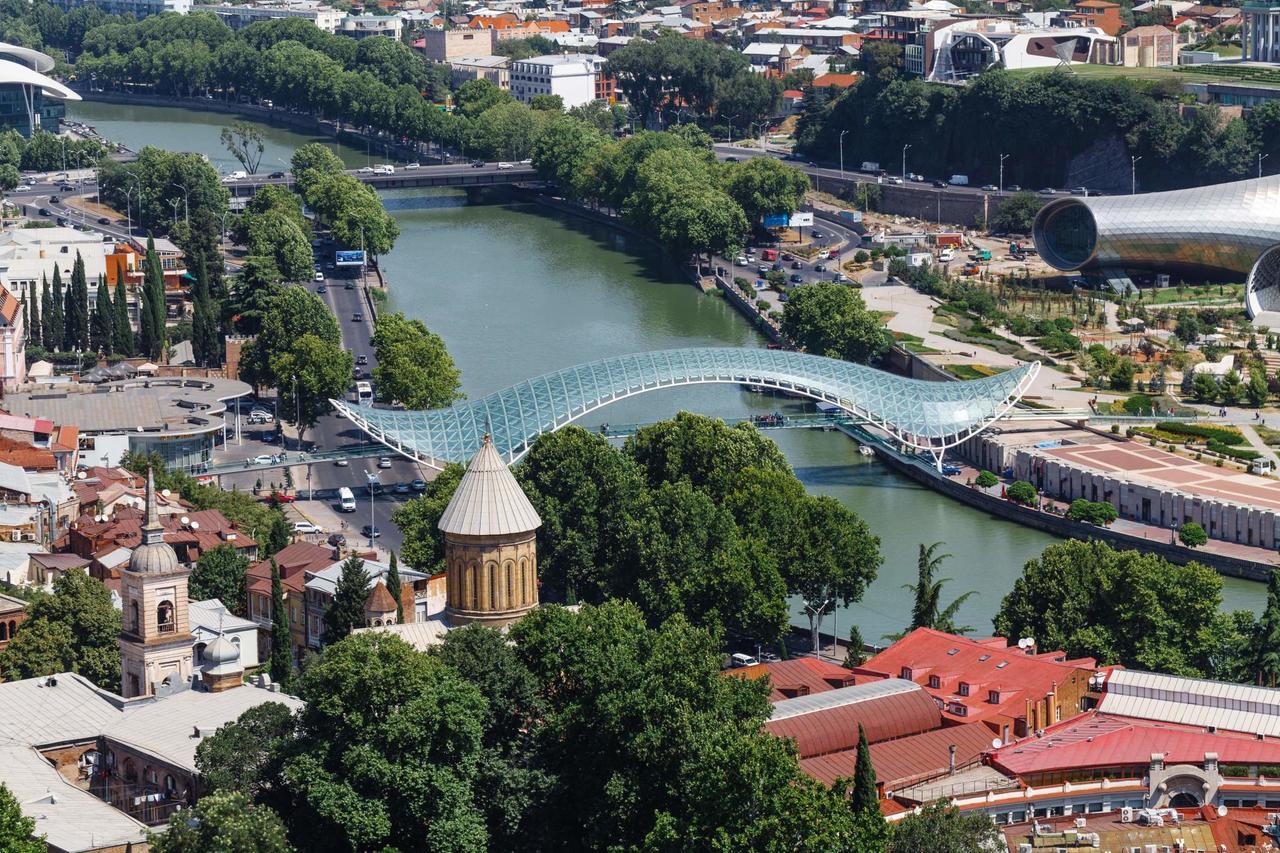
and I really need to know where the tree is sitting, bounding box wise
[269,558,292,691]
[626,411,790,500]
[370,312,463,410]
[1006,480,1036,505]
[27,280,40,350]
[0,572,121,689]
[850,723,877,815]
[91,273,114,354]
[781,282,892,365]
[1193,371,1219,403]
[0,782,44,853]
[195,701,295,799]
[46,264,63,351]
[991,191,1042,233]
[1220,369,1244,406]
[993,539,1243,678]
[113,272,134,356]
[246,209,313,282]
[220,121,266,175]
[887,802,1002,853]
[721,156,811,223]
[530,93,564,112]
[69,251,89,350]
[1180,521,1208,547]
[1109,357,1135,391]
[902,541,974,635]
[1254,569,1280,687]
[386,552,403,623]
[1067,499,1118,526]
[1248,368,1270,407]
[148,791,292,853]
[140,236,166,359]
[189,544,249,613]
[322,556,370,644]
[975,470,998,488]
[269,334,353,444]
[843,624,867,668]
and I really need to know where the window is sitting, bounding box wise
[988,690,1000,704]
[996,661,1008,669]
[130,601,140,632]
[946,647,959,655]
[194,642,206,664]
[978,654,990,662]
[899,666,912,680]
[928,676,939,689]
[958,682,969,696]
[156,601,175,633]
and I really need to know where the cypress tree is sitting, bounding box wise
[21,296,28,345]
[91,274,113,355]
[38,275,51,348]
[1256,568,1280,687]
[47,265,63,352]
[28,279,40,349]
[850,723,878,815]
[62,275,74,351]
[191,255,215,367]
[269,558,292,692]
[113,272,133,357]
[144,236,166,360]
[386,551,403,623]
[322,556,370,645]
[71,251,89,349]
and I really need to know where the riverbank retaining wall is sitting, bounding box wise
[814,175,994,230]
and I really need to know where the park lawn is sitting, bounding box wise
[944,363,1007,380]
[1006,64,1280,87]
[1133,283,1244,306]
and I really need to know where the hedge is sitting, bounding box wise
[1156,421,1246,446]
[1207,441,1261,461]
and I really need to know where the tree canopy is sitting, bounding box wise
[0,572,121,690]
[782,282,893,365]
[370,312,463,410]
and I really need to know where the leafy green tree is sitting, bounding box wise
[391,463,464,574]
[0,163,19,192]
[902,542,974,635]
[1109,357,1135,391]
[140,236,167,359]
[1180,521,1208,547]
[994,539,1244,677]
[529,93,564,112]
[385,552,402,623]
[1248,368,1270,407]
[975,470,998,488]
[246,209,313,282]
[789,495,882,653]
[269,558,292,691]
[531,114,606,198]
[322,556,370,644]
[0,572,121,689]
[220,121,266,175]
[991,191,1042,233]
[268,333,353,444]
[68,251,89,350]
[1220,369,1244,405]
[189,544,249,613]
[195,701,295,799]
[0,782,44,853]
[1193,371,1219,403]
[782,282,892,365]
[721,155,810,223]
[1006,480,1036,505]
[1067,499,1118,526]
[844,624,867,668]
[1254,568,1280,687]
[289,143,345,198]
[887,802,1002,853]
[626,411,790,500]
[148,791,292,853]
[370,312,463,410]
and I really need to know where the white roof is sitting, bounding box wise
[1099,669,1280,736]
[354,616,452,650]
[0,459,32,495]
[743,42,789,56]
[0,42,55,73]
[437,435,541,537]
[304,557,428,597]
[0,57,78,102]
[770,677,923,721]
[189,598,258,637]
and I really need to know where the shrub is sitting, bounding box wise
[1207,441,1261,461]
[1123,393,1153,415]
[1006,480,1037,505]
[1156,421,1245,445]
[1179,522,1208,547]
[1110,424,1120,434]
[1067,499,1118,526]
[975,470,998,488]
[854,250,869,263]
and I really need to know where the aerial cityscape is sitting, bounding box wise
[0,0,1277,849]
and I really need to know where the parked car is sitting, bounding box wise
[378,457,393,469]
[327,533,347,547]
[361,525,382,538]
[293,521,321,535]
[394,482,410,495]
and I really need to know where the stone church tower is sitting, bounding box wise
[438,435,541,628]
[119,468,193,698]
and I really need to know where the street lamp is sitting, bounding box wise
[839,129,849,179]
[365,470,379,548]
[1131,155,1142,195]
[123,173,141,238]
[1261,153,1271,179]
[170,181,189,225]
[901,143,911,182]
[726,114,739,144]
[998,153,1010,196]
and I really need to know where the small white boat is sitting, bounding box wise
[858,445,874,457]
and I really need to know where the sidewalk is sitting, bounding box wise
[1238,423,1280,468]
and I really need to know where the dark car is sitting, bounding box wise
[1007,184,1022,192]
[771,262,783,271]
[789,274,804,283]
[352,312,363,322]
[814,262,827,272]
[37,207,50,216]
[725,155,739,162]
[316,285,326,294]
[268,171,286,179]
[791,261,802,270]
[56,218,66,227]
[361,525,382,539]
[97,217,110,224]
[60,184,74,192]
[470,160,485,168]
[344,282,354,290]
[353,367,365,379]
[327,533,347,547]
[932,179,947,188]
[48,195,60,204]
[356,354,368,365]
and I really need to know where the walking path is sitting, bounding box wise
[1238,423,1280,467]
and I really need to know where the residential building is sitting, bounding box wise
[245,540,332,662]
[448,54,512,90]
[852,627,1098,743]
[339,13,404,39]
[0,288,23,387]
[303,554,439,648]
[1243,2,1280,61]
[190,597,260,672]
[193,1,344,32]
[51,0,191,18]
[422,26,498,61]
[510,54,606,109]
[742,41,811,73]
[0,228,111,316]
[756,26,859,51]
[0,591,24,650]
[1120,23,1180,65]
[1070,0,1123,34]
[26,553,90,589]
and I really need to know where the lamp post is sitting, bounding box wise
[366,470,379,549]
[124,173,141,238]
[726,114,739,144]
[1131,155,1142,195]
[168,198,181,228]
[839,129,848,179]
[1261,153,1271,179]
[170,182,189,225]
[999,153,1010,196]
[901,143,911,182]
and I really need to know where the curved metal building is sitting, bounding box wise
[1031,176,1280,319]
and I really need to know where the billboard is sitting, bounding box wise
[335,250,366,267]
[762,212,814,228]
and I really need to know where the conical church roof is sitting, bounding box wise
[438,435,541,537]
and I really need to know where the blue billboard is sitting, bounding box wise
[762,213,789,229]
[335,250,366,267]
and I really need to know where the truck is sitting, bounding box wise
[970,249,992,262]
[860,162,880,173]
[761,248,778,262]
[949,175,970,186]
[374,164,395,175]
[837,209,863,223]
[933,232,964,248]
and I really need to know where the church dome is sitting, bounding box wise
[202,634,240,668]
[129,467,181,575]
[438,435,541,537]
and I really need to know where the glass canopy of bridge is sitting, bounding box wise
[332,348,1040,470]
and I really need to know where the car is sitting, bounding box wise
[471,160,485,168]
[497,162,514,170]
[358,166,375,173]
[327,533,347,547]
[356,354,368,365]
[352,312,363,323]
[771,262,783,271]
[828,249,841,260]
[910,173,926,183]
[394,482,410,495]
[37,208,49,217]
[941,464,962,476]
[1039,187,1059,194]
[725,155,739,162]
[325,262,335,269]
[1071,186,1089,196]
[56,218,66,227]
[778,293,789,302]
[269,491,297,504]
[251,455,274,465]
[405,162,420,169]
[938,248,955,262]
[97,217,110,225]
[814,263,827,272]
[735,255,748,265]
[335,459,349,467]
[756,265,768,275]
[48,195,60,204]
[519,158,532,165]
[59,184,74,192]
[746,247,756,255]
[249,408,272,420]
[314,271,325,281]
[1007,184,1022,192]
[807,161,817,167]
[981,184,998,192]
[888,176,903,185]
[293,521,321,534]
[812,231,823,239]
[932,179,947,188]
[268,171,285,179]
[316,285,327,294]
[789,274,804,283]
[353,367,365,380]
[13,184,29,191]
[344,282,354,290]
[378,456,392,469]
[361,525,382,538]
[791,261,802,270]
[411,479,428,491]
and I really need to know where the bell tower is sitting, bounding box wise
[118,468,193,698]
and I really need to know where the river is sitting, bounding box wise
[65,101,1264,641]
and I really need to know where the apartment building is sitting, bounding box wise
[1243,3,1280,61]
[510,54,605,109]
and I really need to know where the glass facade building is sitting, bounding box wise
[0,43,78,137]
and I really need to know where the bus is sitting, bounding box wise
[355,381,373,404]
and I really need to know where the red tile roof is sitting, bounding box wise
[727,658,858,701]
[799,721,995,789]
[812,73,858,88]
[765,681,941,759]
[991,710,1280,776]
[0,290,19,326]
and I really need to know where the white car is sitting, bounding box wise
[357,166,375,173]
[251,454,274,465]
[404,162,420,169]
[938,249,955,262]
[13,184,29,191]
[292,521,321,535]
[735,255,748,265]
[314,271,324,281]
[497,162,514,170]
[378,457,393,469]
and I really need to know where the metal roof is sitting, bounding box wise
[438,434,541,536]
[770,677,923,721]
[799,720,997,788]
[333,348,1038,470]
[765,679,941,759]
[1099,668,1280,736]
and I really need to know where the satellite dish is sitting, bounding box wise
[991,738,1003,749]
[161,489,171,498]
[76,471,87,480]
[180,516,190,526]
[1218,804,1228,817]
[190,521,199,530]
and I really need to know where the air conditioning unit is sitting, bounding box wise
[1075,817,1087,828]
[1121,807,1135,823]
[1018,846,1032,853]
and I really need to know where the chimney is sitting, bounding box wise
[948,744,956,775]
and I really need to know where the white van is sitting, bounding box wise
[949,174,970,186]
[375,164,395,175]
[337,486,357,512]
[730,653,759,668]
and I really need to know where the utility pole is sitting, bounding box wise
[1131,155,1142,195]
[366,470,379,549]
[726,114,739,144]
[1261,153,1271,179]
[999,153,1010,196]
[902,143,911,182]
[839,129,848,179]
